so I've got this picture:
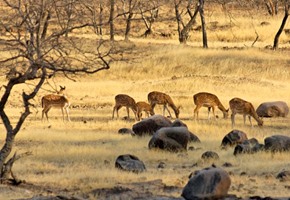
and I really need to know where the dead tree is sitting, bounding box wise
[0,0,116,184]
[139,1,160,37]
[118,0,140,41]
[273,1,290,50]
[199,0,208,48]
[174,0,199,44]
[110,0,115,41]
[264,0,279,15]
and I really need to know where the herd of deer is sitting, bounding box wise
[41,86,264,128]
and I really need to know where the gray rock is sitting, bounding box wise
[148,126,190,152]
[171,119,200,143]
[256,101,289,118]
[264,135,290,152]
[201,151,219,160]
[221,129,248,148]
[118,128,135,135]
[115,154,146,173]
[276,170,290,181]
[132,115,172,136]
[234,138,263,155]
[182,166,231,199]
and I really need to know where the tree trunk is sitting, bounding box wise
[109,0,115,41]
[0,132,15,177]
[273,3,289,50]
[199,0,208,48]
[175,1,199,44]
[99,2,103,35]
[125,13,133,41]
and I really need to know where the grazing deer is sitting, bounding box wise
[112,94,138,120]
[193,92,229,120]
[229,97,263,128]
[41,86,71,122]
[147,91,180,118]
[136,101,155,120]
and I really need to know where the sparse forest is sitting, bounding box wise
[0,0,290,199]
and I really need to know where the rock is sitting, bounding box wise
[221,129,248,148]
[118,128,135,135]
[115,154,146,173]
[276,170,290,181]
[171,119,187,127]
[201,151,219,160]
[234,138,263,155]
[171,119,200,143]
[132,115,172,136]
[182,166,231,199]
[264,135,290,152]
[256,101,289,118]
[148,126,190,152]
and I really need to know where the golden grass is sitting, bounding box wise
[0,8,290,199]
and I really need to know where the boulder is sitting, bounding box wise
[221,129,248,148]
[201,151,219,160]
[115,154,146,173]
[182,166,231,199]
[148,126,190,152]
[276,170,290,181]
[172,119,200,143]
[256,101,289,118]
[118,128,135,135]
[132,115,172,136]
[233,138,263,155]
[264,135,290,152]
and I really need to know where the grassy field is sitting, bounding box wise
[0,4,290,199]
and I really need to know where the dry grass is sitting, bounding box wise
[0,6,290,199]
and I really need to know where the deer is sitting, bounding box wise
[229,97,263,128]
[41,85,71,122]
[193,92,229,120]
[136,101,155,121]
[147,91,180,119]
[112,94,138,120]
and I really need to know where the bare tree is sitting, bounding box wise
[139,0,160,37]
[110,0,115,41]
[174,0,199,44]
[199,0,208,48]
[273,0,290,50]
[117,0,140,41]
[0,0,115,183]
[264,0,279,15]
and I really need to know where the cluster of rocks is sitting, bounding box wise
[114,115,290,199]
[221,129,290,155]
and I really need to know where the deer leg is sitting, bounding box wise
[65,106,71,122]
[112,106,116,119]
[231,113,235,128]
[212,107,217,120]
[194,105,201,120]
[207,107,211,119]
[126,107,130,119]
[248,116,253,127]
[116,106,122,118]
[164,105,172,118]
[243,114,247,125]
[43,107,51,122]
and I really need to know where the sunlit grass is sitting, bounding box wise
[0,8,290,199]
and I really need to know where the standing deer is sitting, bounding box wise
[147,91,180,119]
[112,94,138,120]
[136,101,155,120]
[193,92,229,120]
[229,97,263,128]
[41,86,71,122]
